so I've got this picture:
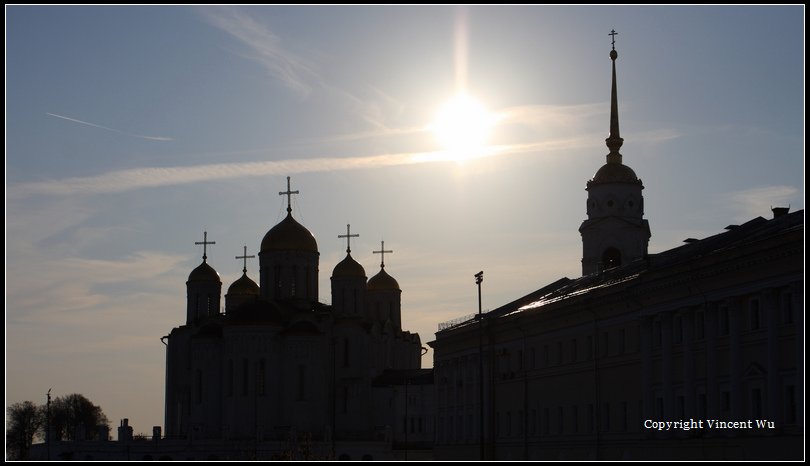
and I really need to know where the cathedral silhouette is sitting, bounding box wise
[161,176,431,459]
[28,32,803,461]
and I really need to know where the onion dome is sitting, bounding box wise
[188,231,220,282]
[368,267,400,291]
[589,162,641,186]
[188,261,221,283]
[227,272,259,296]
[261,213,318,253]
[333,253,366,278]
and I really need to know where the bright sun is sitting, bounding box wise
[431,93,497,162]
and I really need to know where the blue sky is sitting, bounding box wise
[6,6,804,436]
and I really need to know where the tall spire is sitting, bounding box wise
[606,29,624,163]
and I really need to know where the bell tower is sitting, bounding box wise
[579,30,650,275]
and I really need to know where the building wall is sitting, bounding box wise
[432,212,803,460]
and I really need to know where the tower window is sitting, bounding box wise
[602,247,621,269]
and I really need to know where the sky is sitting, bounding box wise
[5,6,804,437]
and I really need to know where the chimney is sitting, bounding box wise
[771,206,790,219]
[118,418,133,443]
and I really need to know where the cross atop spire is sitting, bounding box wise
[279,176,299,214]
[195,231,216,262]
[373,240,393,268]
[235,245,255,274]
[338,224,359,253]
[609,29,618,51]
[606,28,624,160]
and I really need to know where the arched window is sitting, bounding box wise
[602,247,622,269]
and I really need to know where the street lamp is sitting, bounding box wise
[46,388,51,461]
[475,271,484,460]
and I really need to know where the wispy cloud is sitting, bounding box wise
[501,103,606,129]
[202,7,319,97]
[12,107,682,200]
[46,113,173,141]
[9,152,421,198]
[719,185,799,222]
[202,7,404,131]
[7,134,592,199]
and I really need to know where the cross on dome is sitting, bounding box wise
[373,240,393,268]
[195,231,216,262]
[338,224,360,253]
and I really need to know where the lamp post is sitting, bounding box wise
[475,271,484,460]
[46,388,51,461]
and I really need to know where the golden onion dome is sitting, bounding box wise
[332,253,366,278]
[260,213,318,253]
[367,267,400,291]
[188,261,221,283]
[227,272,259,296]
[588,161,641,187]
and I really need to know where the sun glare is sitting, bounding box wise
[431,93,497,163]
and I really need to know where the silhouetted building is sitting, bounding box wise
[161,181,431,460]
[429,40,803,460]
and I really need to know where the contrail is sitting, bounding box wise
[46,113,173,141]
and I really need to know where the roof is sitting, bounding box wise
[437,209,804,334]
